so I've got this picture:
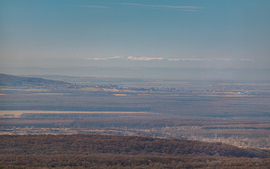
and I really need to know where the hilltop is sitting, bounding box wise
[1,134,269,158]
[1,134,270,168]
[0,73,69,87]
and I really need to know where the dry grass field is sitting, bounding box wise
[0,110,152,118]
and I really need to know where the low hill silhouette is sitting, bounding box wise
[0,73,69,87]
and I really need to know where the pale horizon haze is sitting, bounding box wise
[1,0,270,81]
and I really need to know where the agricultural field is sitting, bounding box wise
[0,110,151,118]
[0,88,48,92]
[1,73,270,150]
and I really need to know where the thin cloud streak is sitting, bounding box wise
[241,59,255,63]
[119,3,203,11]
[87,58,107,61]
[110,55,124,59]
[87,55,124,61]
[182,58,210,61]
[128,56,164,61]
[87,56,255,62]
[168,58,255,62]
[88,56,165,61]
[168,59,180,61]
[215,58,231,61]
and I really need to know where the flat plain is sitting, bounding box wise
[0,110,151,118]
[1,74,270,149]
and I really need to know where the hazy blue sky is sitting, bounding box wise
[0,0,270,79]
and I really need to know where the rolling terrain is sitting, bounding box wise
[1,73,270,168]
[1,134,270,168]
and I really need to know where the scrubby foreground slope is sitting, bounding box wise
[1,154,270,169]
[1,134,269,157]
[1,134,270,168]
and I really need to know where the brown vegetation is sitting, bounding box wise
[1,134,270,168]
[1,74,270,168]
[1,154,270,169]
[0,134,269,158]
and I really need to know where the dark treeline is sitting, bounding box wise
[1,134,269,158]
[1,134,270,168]
[1,154,270,169]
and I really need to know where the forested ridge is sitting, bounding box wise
[1,134,270,168]
[1,134,269,158]
[1,154,270,169]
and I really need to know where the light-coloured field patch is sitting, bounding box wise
[218,83,270,86]
[0,110,152,117]
[199,95,250,97]
[113,94,127,96]
[102,88,120,92]
[78,87,99,91]
[29,93,68,95]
